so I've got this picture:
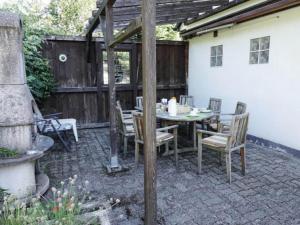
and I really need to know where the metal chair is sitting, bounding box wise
[31,94,78,151]
[132,112,178,167]
[197,113,249,183]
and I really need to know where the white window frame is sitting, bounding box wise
[210,45,223,67]
[249,36,270,65]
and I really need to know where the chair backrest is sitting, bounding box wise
[229,113,249,148]
[132,112,144,142]
[208,98,222,113]
[179,95,194,107]
[136,96,143,109]
[235,102,247,115]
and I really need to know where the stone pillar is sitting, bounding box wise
[0,12,33,153]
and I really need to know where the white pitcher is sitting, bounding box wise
[168,97,177,116]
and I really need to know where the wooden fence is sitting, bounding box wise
[42,36,188,125]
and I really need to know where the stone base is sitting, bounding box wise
[105,164,129,174]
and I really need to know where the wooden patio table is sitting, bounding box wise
[156,111,214,155]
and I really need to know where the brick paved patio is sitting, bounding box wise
[41,128,300,225]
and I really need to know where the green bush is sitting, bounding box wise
[23,26,55,103]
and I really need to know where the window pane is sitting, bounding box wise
[216,45,223,56]
[259,50,269,64]
[250,52,259,64]
[250,38,260,51]
[260,36,270,50]
[103,51,131,84]
[115,52,130,84]
[211,57,216,67]
[211,46,216,57]
[216,56,222,66]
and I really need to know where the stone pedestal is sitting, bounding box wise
[0,12,33,153]
[0,12,51,199]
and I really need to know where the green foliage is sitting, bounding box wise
[47,0,95,35]
[1,1,55,102]
[156,24,181,40]
[23,27,55,102]
[0,148,19,159]
[0,188,7,202]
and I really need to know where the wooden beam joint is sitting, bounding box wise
[109,17,142,48]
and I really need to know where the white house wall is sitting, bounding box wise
[188,6,300,150]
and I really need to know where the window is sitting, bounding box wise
[210,45,223,67]
[249,36,270,64]
[103,51,131,84]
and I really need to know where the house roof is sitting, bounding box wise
[179,0,300,39]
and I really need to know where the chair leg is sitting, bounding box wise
[165,142,169,155]
[240,147,246,175]
[71,120,78,142]
[135,141,139,167]
[197,132,203,174]
[225,152,232,183]
[124,136,128,157]
[52,125,70,152]
[218,152,222,165]
[174,129,178,168]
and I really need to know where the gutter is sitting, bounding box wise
[181,0,300,39]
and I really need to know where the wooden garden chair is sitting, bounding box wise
[132,112,178,167]
[197,113,249,183]
[200,97,222,131]
[116,101,136,156]
[116,101,136,120]
[179,95,194,107]
[219,102,247,132]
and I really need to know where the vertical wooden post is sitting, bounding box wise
[142,0,157,223]
[105,0,120,170]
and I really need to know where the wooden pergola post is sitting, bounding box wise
[105,0,121,171]
[142,0,157,223]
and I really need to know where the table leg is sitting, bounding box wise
[193,121,197,149]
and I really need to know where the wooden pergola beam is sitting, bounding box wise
[109,16,142,48]
[85,0,109,37]
[113,0,225,15]
[97,0,226,8]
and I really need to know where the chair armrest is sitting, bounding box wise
[197,129,231,137]
[220,113,235,116]
[156,125,179,132]
[219,118,232,123]
[43,112,63,119]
